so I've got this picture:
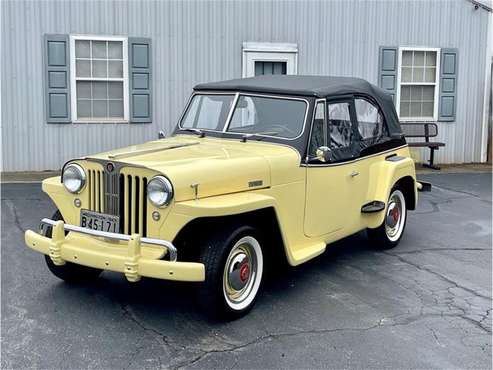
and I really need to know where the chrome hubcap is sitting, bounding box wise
[223,237,261,309]
[385,191,405,241]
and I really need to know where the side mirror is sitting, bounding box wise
[316,146,331,163]
[158,130,166,139]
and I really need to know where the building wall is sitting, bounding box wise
[1,0,490,171]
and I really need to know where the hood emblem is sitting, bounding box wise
[106,162,115,173]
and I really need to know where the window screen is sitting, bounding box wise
[309,102,326,157]
[254,61,287,76]
[74,39,125,120]
[354,98,385,140]
[328,102,353,149]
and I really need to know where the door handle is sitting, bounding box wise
[349,170,359,177]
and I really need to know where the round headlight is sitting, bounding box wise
[147,176,174,207]
[62,164,86,194]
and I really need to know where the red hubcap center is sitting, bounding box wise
[391,206,400,223]
[239,263,250,283]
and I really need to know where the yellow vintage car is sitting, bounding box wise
[25,75,429,319]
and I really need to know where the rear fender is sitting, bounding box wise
[364,157,417,229]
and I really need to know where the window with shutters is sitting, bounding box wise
[69,35,129,122]
[396,48,440,121]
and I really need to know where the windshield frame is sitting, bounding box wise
[177,91,310,141]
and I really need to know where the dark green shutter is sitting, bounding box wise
[438,48,458,122]
[378,46,398,104]
[128,38,152,123]
[44,34,71,123]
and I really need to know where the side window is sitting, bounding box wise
[327,102,353,149]
[354,98,386,141]
[309,102,326,157]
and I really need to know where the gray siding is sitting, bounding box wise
[1,0,490,171]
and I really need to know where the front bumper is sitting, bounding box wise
[24,218,205,282]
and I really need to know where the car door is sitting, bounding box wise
[304,97,365,238]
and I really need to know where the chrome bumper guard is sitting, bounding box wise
[40,218,177,262]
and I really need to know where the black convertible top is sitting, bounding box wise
[194,75,402,135]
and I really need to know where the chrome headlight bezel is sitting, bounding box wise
[62,163,86,194]
[147,175,174,207]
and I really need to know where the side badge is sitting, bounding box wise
[248,180,263,188]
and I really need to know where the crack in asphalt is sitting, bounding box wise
[383,252,492,334]
[171,309,492,369]
[384,252,491,301]
[395,247,491,254]
[171,323,387,370]
[3,199,26,233]
[430,184,492,204]
[120,303,187,353]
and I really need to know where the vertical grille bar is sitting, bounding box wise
[88,170,92,210]
[131,176,137,234]
[138,177,144,237]
[124,175,130,235]
[99,171,104,212]
[143,178,147,237]
[95,171,100,212]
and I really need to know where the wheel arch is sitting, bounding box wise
[172,207,288,266]
[394,175,416,211]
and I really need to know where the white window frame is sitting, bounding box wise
[69,35,129,123]
[396,47,441,122]
[242,42,298,78]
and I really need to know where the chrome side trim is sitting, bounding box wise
[40,218,177,262]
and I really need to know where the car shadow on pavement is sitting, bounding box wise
[45,231,372,324]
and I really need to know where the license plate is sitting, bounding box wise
[80,210,120,233]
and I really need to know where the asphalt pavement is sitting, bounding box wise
[1,172,491,369]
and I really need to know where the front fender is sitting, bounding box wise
[41,176,81,225]
[173,192,278,217]
[364,157,417,228]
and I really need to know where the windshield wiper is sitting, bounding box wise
[182,128,205,137]
[240,131,279,142]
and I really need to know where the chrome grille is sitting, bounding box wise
[86,166,148,237]
[120,174,148,236]
[87,170,104,212]
[104,171,120,216]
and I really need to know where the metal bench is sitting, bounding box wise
[400,122,445,170]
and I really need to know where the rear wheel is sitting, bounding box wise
[44,210,102,283]
[367,187,407,249]
[197,225,264,320]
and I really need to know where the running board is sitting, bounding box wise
[361,200,386,213]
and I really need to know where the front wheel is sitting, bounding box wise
[367,188,407,249]
[197,225,264,320]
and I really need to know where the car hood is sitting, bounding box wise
[87,135,301,202]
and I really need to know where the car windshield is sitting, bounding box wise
[181,94,235,131]
[228,95,306,139]
[180,93,307,139]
